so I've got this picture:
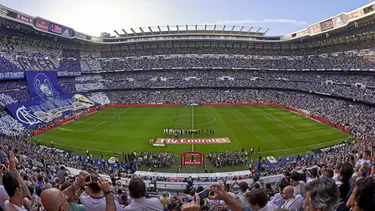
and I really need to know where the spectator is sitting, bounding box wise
[159,191,169,208]
[79,172,123,211]
[231,181,249,208]
[346,177,375,211]
[290,171,306,197]
[304,177,340,211]
[339,163,354,201]
[2,170,27,211]
[280,186,304,210]
[123,178,163,210]
[245,188,271,211]
[270,180,289,208]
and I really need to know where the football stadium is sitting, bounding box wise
[1,0,375,210]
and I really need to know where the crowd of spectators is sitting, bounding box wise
[1,136,375,210]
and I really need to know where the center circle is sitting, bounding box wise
[169,114,216,127]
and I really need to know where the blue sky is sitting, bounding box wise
[1,0,374,36]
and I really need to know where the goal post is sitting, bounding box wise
[181,151,205,166]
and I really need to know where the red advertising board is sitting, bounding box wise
[35,18,49,31]
[155,137,231,145]
[16,14,32,23]
[181,152,204,166]
[75,32,87,39]
[49,23,62,34]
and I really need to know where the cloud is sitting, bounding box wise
[203,19,309,26]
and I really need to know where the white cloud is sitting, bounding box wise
[204,19,309,26]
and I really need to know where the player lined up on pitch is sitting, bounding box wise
[163,128,215,137]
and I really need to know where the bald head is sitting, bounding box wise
[282,186,294,200]
[41,188,69,211]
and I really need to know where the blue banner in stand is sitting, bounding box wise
[6,93,96,129]
[25,71,64,100]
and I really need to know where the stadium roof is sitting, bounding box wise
[113,25,269,38]
[0,2,375,44]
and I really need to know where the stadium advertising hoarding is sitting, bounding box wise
[320,19,334,31]
[363,4,375,15]
[0,7,33,24]
[349,10,364,20]
[6,93,96,129]
[35,18,49,31]
[75,31,92,40]
[16,14,33,24]
[155,138,231,144]
[310,23,321,34]
[333,14,346,28]
[25,71,64,100]
[48,23,73,37]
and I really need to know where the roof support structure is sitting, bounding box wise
[246,27,253,34]
[213,25,216,33]
[221,25,226,33]
[186,25,188,33]
[121,29,128,36]
[114,30,120,36]
[238,26,244,34]
[204,25,207,33]
[148,27,154,35]
[130,28,136,34]
[263,28,270,35]
[139,27,145,35]
[255,27,262,33]
[230,25,235,33]
[157,26,162,34]
[167,25,171,33]
[195,25,197,30]
[176,25,179,33]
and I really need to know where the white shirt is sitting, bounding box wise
[80,192,124,211]
[236,191,249,208]
[270,193,283,208]
[293,181,306,197]
[3,200,27,211]
[0,185,10,210]
[281,194,304,211]
[123,197,163,211]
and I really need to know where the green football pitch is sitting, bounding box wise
[33,105,350,166]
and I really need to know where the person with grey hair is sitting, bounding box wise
[304,177,340,211]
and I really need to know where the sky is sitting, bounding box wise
[1,0,374,36]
